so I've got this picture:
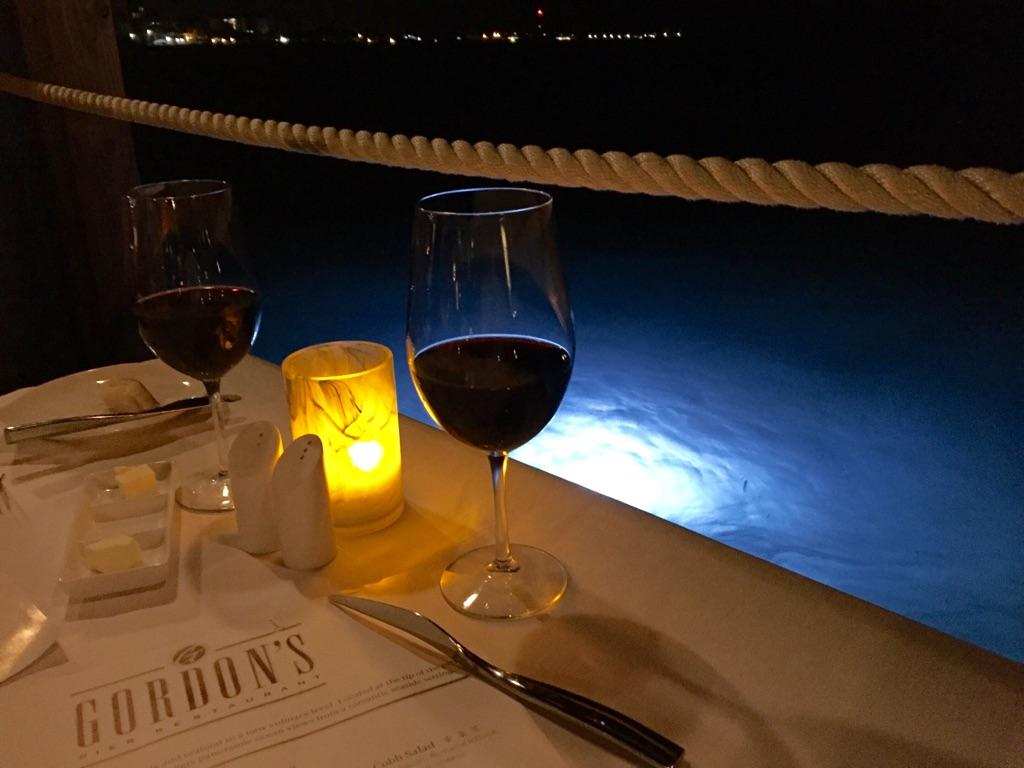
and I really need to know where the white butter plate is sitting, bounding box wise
[86,460,174,521]
[81,510,167,550]
[60,461,179,601]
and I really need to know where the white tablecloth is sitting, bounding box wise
[1,355,1021,767]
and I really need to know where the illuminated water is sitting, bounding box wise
[250,195,1023,662]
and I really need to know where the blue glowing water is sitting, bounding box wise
[251,197,1022,662]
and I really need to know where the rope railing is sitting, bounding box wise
[2,72,1022,225]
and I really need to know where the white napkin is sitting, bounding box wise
[0,574,59,683]
[0,474,75,683]
[0,474,75,613]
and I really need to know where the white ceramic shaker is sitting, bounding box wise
[272,434,335,570]
[227,420,283,554]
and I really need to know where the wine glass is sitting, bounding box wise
[127,180,262,512]
[407,188,574,619]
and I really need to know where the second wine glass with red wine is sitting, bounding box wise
[127,180,261,512]
[407,188,574,619]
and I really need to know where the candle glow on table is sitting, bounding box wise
[282,342,403,535]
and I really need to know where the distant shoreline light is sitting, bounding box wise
[123,27,685,48]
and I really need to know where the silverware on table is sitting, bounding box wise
[2,394,242,444]
[329,594,684,768]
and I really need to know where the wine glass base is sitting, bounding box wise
[440,544,568,620]
[175,471,234,512]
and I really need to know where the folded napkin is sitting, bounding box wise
[0,473,71,610]
[0,474,74,683]
[0,574,59,684]
[0,473,76,614]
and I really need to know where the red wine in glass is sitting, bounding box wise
[411,335,571,453]
[135,286,262,382]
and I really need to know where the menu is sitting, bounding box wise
[0,605,568,768]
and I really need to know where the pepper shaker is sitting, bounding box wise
[272,434,335,570]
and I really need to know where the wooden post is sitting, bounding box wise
[11,0,143,375]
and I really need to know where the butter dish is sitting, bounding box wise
[60,461,178,601]
[80,509,167,551]
[85,460,173,521]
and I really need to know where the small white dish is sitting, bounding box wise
[81,511,166,551]
[86,460,173,522]
[60,462,178,601]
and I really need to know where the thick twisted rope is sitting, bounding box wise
[3,72,1022,224]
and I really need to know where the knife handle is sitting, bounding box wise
[4,412,163,443]
[2,395,241,444]
[2,402,206,444]
[474,659,683,767]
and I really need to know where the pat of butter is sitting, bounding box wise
[82,534,143,573]
[115,464,157,498]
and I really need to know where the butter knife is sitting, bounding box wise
[329,594,684,768]
[3,394,242,444]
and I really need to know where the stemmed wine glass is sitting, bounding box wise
[127,180,262,512]
[407,188,574,619]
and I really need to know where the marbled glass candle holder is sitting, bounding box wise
[282,341,404,535]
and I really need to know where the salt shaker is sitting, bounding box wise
[272,434,335,570]
[227,421,283,554]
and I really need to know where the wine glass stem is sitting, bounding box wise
[488,451,519,572]
[204,380,229,478]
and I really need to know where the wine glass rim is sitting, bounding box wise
[129,179,230,201]
[417,187,552,217]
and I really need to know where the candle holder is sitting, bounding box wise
[282,341,404,535]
